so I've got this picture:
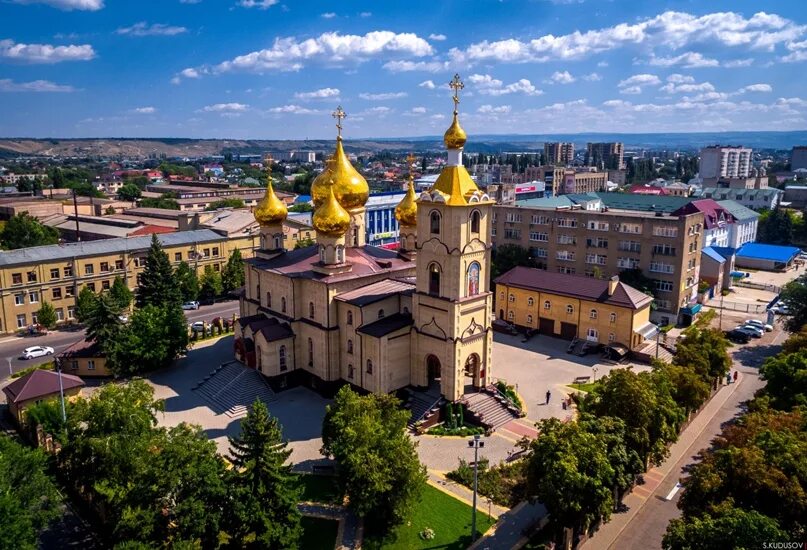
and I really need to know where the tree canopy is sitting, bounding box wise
[174,262,199,302]
[0,212,59,250]
[204,198,245,211]
[199,265,223,300]
[109,276,133,311]
[136,234,180,308]
[491,244,536,280]
[108,304,188,376]
[221,249,245,293]
[36,301,57,330]
[117,183,142,203]
[779,274,807,333]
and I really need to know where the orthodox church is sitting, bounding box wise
[235,75,495,402]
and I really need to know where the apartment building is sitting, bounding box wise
[0,230,238,334]
[543,142,575,165]
[699,146,752,179]
[491,199,705,325]
[586,142,625,170]
[792,146,807,171]
[520,166,607,196]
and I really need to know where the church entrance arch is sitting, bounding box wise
[463,353,483,391]
[426,355,441,388]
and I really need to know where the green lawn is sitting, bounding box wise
[568,382,598,392]
[298,474,343,504]
[299,516,339,550]
[364,484,496,550]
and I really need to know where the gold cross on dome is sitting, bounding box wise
[332,105,346,137]
[449,73,464,110]
[406,152,416,170]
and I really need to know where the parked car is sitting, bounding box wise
[190,321,205,333]
[726,329,751,344]
[745,319,773,332]
[736,325,763,338]
[20,346,54,359]
[771,303,791,315]
[182,301,200,310]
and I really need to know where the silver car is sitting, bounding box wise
[21,346,55,359]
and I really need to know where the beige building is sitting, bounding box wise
[2,369,84,425]
[587,142,625,170]
[491,201,704,326]
[59,339,111,377]
[237,92,495,402]
[0,230,243,334]
[495,267,654,351]
[543,142,574,165]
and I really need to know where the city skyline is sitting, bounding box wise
[1,0,807,139]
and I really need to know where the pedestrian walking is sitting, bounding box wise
[545,389,551,405]
[733,371,738,383]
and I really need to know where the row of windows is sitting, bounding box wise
[431,210,481,236]
[503,311,618,341]
[69,360,96,371]
[504,294,619,321]
[16,306,74,328]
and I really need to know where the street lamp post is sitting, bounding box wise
[468,434,485,542]
[55,359,66,424]
[592,366,599,382]
[6,357,12,378]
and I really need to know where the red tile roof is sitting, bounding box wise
[494,266,653,310]
[672,199,734,230]
[629,185,669,195]
[2,369,84,405]
[130,224,175,236]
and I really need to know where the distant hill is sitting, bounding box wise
[0,130,804,158]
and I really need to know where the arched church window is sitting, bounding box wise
[307,338,313,367]
[544,300,551,310]
[428,263,441,295]
[309,302,315,319]
[348,364,354,379]
[378,309,385,319]
[470,210,480,234]
[507,311,514,321]
[319,245,325,263]
[366,359,373,374]
[347,339,353,354]
[336,245,345,263]
[467,262,481,296]
[347,311,353,325]
[566,305,574,314]
[266,291,272,308]
[281,297,287,313]
[527,297,534,307]
[279,345,287,372]
[430,211,441,235]
[273,235,281,249]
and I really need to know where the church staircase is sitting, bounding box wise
[193,361,276,418]
[404,387,446,430]
[462,386,521,430]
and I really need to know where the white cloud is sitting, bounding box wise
[208,31,433,74]
[180,0,202,3]
[201,102,248,113]
[478,104,511,114]
[116,22,188,37]
[237,0,277,8]
[383,60,448,73]
[666,73,694,83]
[660,81,715,94]
[321,12,336,19]
[724,58,754,67]
[449,11,806,65]
[410,106,427,114]
[647,51,719,68]
[0,39,95,63]
[582,72,602,81]
[602,99,632,108]
[293,87,340,100]
[617,73,660,94]
[133,106,156,114]
[738,83,773,93]
[180,68,201,78]
[0,78,76,92]
[11,0,103,10]
[419,80,436,89]
[359,11,371,18]
[597,60,609,67]
[549,70,575,84]
[359,91,407,100]
[619,86,642,95]
[429,34,447,41]
[469,73,542,96]
[267,104,324,114]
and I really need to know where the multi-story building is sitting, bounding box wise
[0,230,241,334]
[491,196,704,325]
[670,199,735,248]
[792,146,807,171]
[544,142,575,165]
[699,146,752,179]
[364,191,405,246]
[494,267,654,351]
[522,166,607,196]
[716,200,759,248]
[0,173,48,185]
[586,142,625,170]
[698,187,782,211]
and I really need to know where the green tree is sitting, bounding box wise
[109,304,188,376]
[664,504,788,550]
[654,361,711,415]
[109,276,133,311]
[85,293,123,353]
[757,208,795,245]
[0,436,61,550]
[759,350,807,410]
[673,326,731,387]
[117,183,142,203]
[782,325,807,355]
[0,212,59,250]
[204,198,245,211]
[136,234,180,308]
[36,301,58,330]
[105,205,117,215]
[321,387,426,531]
[779,274,807,333]
[139,195,180,210]
[577,414,644,503]
[221,249,245,293]
[288,203,313,213]
[226,401,302,548]
[526,418,614,542]
[491,244,536,280]
[74,285,97,323]
[174,262,199,302]
[198,265,223,300]
[294,237,315,249]
[617,268,657,306]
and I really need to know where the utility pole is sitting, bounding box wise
[468,434,485,542]
[655,327,660,360]
[719,291,724,331]
[56,359,66,424]
[72,189,81,241]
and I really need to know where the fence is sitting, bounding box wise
[732,280,782,294]
[711,300,767,314]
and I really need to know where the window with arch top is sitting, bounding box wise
[281,297,287,313]
[527,297,534,307]
[366,359,373,374]
[309,301,315,319]
[347,310,353,325]
[347,339,353,354]
[544,300,551,310]
[467,262,481,296]
[610,312,617,323]
[566,304,574,314]
[266,291,272,308]
[428,262,441,295]
[590,309,598,319]
[307,338,313,367]
[430,211,441,235]
[278,345,287,371]
[470,210,481,234]
[378,309,385,319]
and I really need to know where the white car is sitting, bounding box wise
[745,319,773,332]
[772,303,791,315]
[182,301,200,310]
[190,321,205,332]
[737,324,763,338]
[20,346,54,360]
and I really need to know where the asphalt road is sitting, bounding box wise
[0,300,240,382]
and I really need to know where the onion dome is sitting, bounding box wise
[443,111,467,150]
[311,157,335,208]
[312,182,351,237]
[395,178,418,227]
[253,180,287,226]
[330,137,369,209]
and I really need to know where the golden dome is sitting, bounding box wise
[330,137,369,209]
[395,178,418,227]
[312,181,351,237]
[443,112,467,150]
[254,179,287,226]
[311,157,335,208]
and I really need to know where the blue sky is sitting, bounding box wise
[1,0,806,139]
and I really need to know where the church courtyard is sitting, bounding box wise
[145,331,643,470]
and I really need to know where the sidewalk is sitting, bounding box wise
[579,374,745,550]
[427,470,510,518]
[469,501,548,550]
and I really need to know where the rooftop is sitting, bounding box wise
[736,243,800,263]
[495,266,653,310]
[715,200,760,221]
[357,312,413,337]
[701,246,727,264]
[59,338,103,359]
[3,369,85,404]
[335,278,416,306]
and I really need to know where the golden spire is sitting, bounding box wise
[312,180,351,237]
[253,172,287,226]
[443,73,467,150]
[332,105,346,138]
[395,153,418,227]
